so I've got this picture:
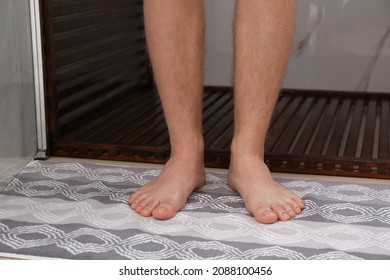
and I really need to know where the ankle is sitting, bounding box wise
[170,137,204,159]
[230,137,264,160]
[164,150,206,186]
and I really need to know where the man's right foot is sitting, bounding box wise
[128,154,205,220]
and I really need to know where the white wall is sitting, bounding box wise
[204,0,390,93]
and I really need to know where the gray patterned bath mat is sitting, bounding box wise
[0,160,389,260]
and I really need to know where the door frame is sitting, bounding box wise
[29,0,47,158]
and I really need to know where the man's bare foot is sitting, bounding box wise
[128,154,205,220]
[227,153,304,224]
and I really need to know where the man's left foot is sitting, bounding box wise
[227,153,304,224]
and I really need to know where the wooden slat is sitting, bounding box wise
[109,107,164,144]
[361,99,377,159]
[269,94,292,128]
[379,99,390,159]
[343,99,365,157]
[112,99,166,144]
[55,47,146,84]
[99,107,162,144]
[291,97,327,154]
[65,90,151,139]
[309,97,339,155]
[273,96,315,154]
[54,19,144,51]
[55,34,145,67]
[204,96,234,148]
[51,0,138,16]
[52,6,142,33]
[58,72,146,116]
[59,81,146,127]
[84,94,159,142]
[204,91,234,150]
[57,56,146,99]
[326,98,352,156]
[266,96,303,152]
[203,92,231,127]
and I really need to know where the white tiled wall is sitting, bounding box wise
[0,0,36,178]
[204,0,390,93]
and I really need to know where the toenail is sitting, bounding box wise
[263,210,273,216]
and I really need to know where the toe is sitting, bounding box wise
[135,202,146,213]
[294,205,302,215]
[129,191,144,207]
[293,196,305,209]
[273,204,291,221]
[291,200,303,215]
[130,192,149,210]
[152,202,178,220]
[253,207,278,224]
[139,207,152,217]
[134,196,152,213]
[130,200,139,210]
[284,203,296,218]
[128,192,138,204]
[139,200,159,217]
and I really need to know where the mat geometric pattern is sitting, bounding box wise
[0,161,389,260]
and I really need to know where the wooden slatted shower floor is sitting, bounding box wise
[53,87,390,178]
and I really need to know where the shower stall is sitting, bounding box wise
[18,0,390,179]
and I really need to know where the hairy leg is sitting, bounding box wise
[228,0,304,224]
[129,0,205,220]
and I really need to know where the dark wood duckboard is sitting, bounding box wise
[40,0,151,143]
[41,1,390,179]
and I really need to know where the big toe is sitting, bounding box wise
[152,202,179,220]
[252,207,279,224]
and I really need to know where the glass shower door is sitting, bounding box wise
[0,0,44,183]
